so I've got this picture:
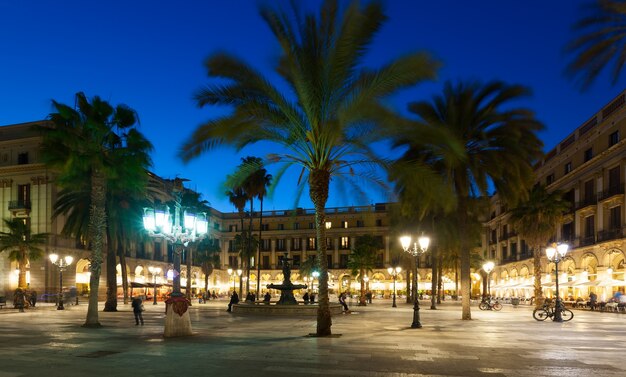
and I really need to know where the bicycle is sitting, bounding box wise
[478,297,502,311]
[532,301,574,322]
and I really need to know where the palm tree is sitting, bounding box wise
[0,218,48,288]
[509,184,569,308]
[179,0,438,336]
[394,81,544,320]
[40,92,152,327]
[195,238,221,298]
[179,189,211,300]
[347,235,381,306]
[566,0,626,89]
[236,157,273,299]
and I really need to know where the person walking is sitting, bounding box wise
[339,292,349,313]
[131,296,144,325]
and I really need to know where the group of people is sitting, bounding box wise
[198,290,218,304]
[302,291,316,304]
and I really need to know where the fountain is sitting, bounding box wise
[231,253,342,316]
[266,254,307,305]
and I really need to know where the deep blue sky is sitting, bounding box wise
[1,1,624,212]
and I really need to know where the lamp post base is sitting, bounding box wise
[164,303,192,338]
[411,299,422,328]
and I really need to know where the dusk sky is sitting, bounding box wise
[1,1,624,213]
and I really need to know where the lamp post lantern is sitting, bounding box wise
[400,234,430,328]
[148,266,161,305]
[49,253,73,310]
[387,266,402,308]
[142,183,208,337]
[482,261,495,298]
[546,243,569,322]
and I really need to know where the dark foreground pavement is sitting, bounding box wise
[0,299,624,377]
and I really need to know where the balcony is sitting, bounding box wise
[579,235,596,247]
[576,196,597,210]
[8,200,31,217]
[598,185,624,201]
[598,228,623,242]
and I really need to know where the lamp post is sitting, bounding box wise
[482,261,495,298]
[148,266,161,305]
[312,270,320,294]
[546,243,569,322]
[227,268,235,292]
[387,266,402,308]
[400,234,430,328]
[142,184,208,337]
[49,253,73,310]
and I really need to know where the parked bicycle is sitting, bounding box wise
[532,300,574,322]
[478,297,502,311]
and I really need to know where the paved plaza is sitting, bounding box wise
[0,298,625,377]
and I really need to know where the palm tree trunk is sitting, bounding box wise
[437,256,443,304]
[256,196,264,300]
[247,198,254,295]
[533,245,544,309]
[18,249,27,288]
[458,199,472,320]
[186,246,193,301]
[119,239,129,305]
[84,170,105,327]
[309,169,332,336]
[430,247,437,309]
[359,268,366,306]
[104,232,117,312]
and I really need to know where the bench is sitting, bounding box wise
[0,296,6,309]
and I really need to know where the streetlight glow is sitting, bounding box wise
[400,233,430,328]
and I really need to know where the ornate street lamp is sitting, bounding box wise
[148,266,161,305]
[482,261,495,298]
[143,188,208,337]
[400,234,430,328]
[49,253,73,310]
[546,243,569,322]
[387,266,402,308]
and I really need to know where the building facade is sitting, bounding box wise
[483,90,626,302]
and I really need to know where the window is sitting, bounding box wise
[546,173,555,185]
[608,166,621,192]
[342,221,348,228]
[228,240,235,252]
[340,236,350,249]
[376,219,382,227]
[276,239,285,251]
[214,222,219,230]
[502,246,508,260]
[339,254,349,268]
[261,224,269,231]
[584,179,595,203]
[307,237,316,250]
[562,222,574,242]
[137,242,146,259]
[228,256,238,267]
[309,222,315,229]
[326,237,333,249]
[17,184,30,207]
[278,223,284,231]
[609,131,620,147]
[292,254,301,267]
[292,238,301,251]
[610,206,622,230]
[327,254,333,269]
[490,229,497,243]
[510,242,517,257]
[261,239,271,251]
[229,224,237,232]
[564,162,572,175]
[356,220,364,227]
[154,242,162,261]
[262,255,270,269]
[584,215,595,238]
[502,224,508,239]
[293,223,299,230]
[584,148,593,162]
[17,152,28,165]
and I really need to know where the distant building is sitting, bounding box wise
[483,90,626,302]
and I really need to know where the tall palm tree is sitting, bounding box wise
[236,157,273,299]
[347,235,381,306]
[0,218,48,288]
[195,237,221,298]
[40,92,152,327]
[566,0,626,89]
[509,184,569,308]
[179,189,211,300]
[394,81,544,320]
[179,0,438,336]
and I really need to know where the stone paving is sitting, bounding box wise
[0,298,624,377]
